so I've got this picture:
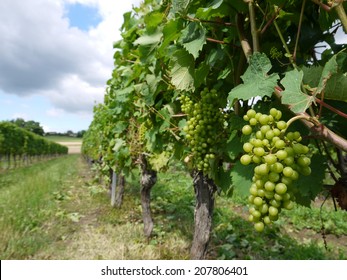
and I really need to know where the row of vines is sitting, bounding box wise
[82,0,347,259]
[0,122,68,170]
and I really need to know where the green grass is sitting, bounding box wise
[0,155,84,259]
[44,135,82,143]
[0,158,346,260]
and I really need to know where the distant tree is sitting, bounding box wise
[11,118,44,136]
[66,130,75,136]
[76,130,86,138]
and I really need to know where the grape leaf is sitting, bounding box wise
[144,11,164,33]
[172,0,192,15]
[230,161,253,197]
[302,65,323,88]
[133,32,162,46]
[294,154,326,207]
[228,53,279,102]
[112,138,125,153]
[280,69,315,113]
[179,22,206,59]
[159,19,183,54]
[195,0,223,18]
[214,167,233,195]
[169,49,195,92]
[316,52,347,102]
[149,151,170,172]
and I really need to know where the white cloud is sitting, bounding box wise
[46,108,65,118]
[11,113,30,120]
[0,0,142,116]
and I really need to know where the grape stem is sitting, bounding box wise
[285,115,315,131]
[274,87,347,152]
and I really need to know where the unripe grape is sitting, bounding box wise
[268,172,280,182]
[275,183,287,195]
[252,155,262,164]
[297,156,311,167]
[269,108,278,117]
[243,142,253,153]
[270,199,281,208]
[242,125,252,135]
[257,163,270,175]
[264,154,277,165]
[291,170,299,181]
[264,181,275,191]
[282,166,294,177]
[259,203,269,214]
[283,200,294,210]
[254,221,265,232]
[248,195,255,204]
[253,197,263,207]
[241,108,311,232]
[265,130,275,140]
[269,206,279,216]
[276,150,288,160]
[263,216,272,225]
[275,139,286,149]
[260,125,271,134]
[281,176,292,186]
[277,120,287,130]
[271,162,284,173]
[283,156,294,166]
[246,109,256,119]
[256,131,264,140]
[299,166,311,176]
[257,189,266,197]
[253,147,265,157]
[250,185,258,196]
[249,118,257,126]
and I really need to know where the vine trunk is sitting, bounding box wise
[190,171,217,259]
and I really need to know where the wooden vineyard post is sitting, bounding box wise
[111,171,117,207]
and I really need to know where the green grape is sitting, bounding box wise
[275,183,287,195]
[253,197,263,207]
[179,89,224,173]
[243,142,253,153]
[242,125,252,135]
[253,147,265,157]
[239,107,312,232]
[282,166,294,177]
[264,154,277,165]
[254,221,265,232]
[264,181,275,191]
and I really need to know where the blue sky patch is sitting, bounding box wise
[66,3,101,31]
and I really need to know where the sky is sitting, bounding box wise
[0,0,142,133]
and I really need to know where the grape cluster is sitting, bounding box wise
[240,108,311,232]
[179,88,225,173]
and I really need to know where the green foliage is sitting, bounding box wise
[281,69,315,113]
[228,53,280,102]
[10,118,45,136]
[0,121,68,157]
[169,49,196,91]
[82,0,347,239]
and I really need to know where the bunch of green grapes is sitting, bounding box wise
[240,108,312,232]
[179,88,225,173]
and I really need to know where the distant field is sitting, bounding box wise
[45,135,83,143]
[45,136,82,154]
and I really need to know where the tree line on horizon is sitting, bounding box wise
[2,118,86,138]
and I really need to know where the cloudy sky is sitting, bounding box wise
[0,0,142,133]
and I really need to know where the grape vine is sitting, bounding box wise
[82,0,347,259]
